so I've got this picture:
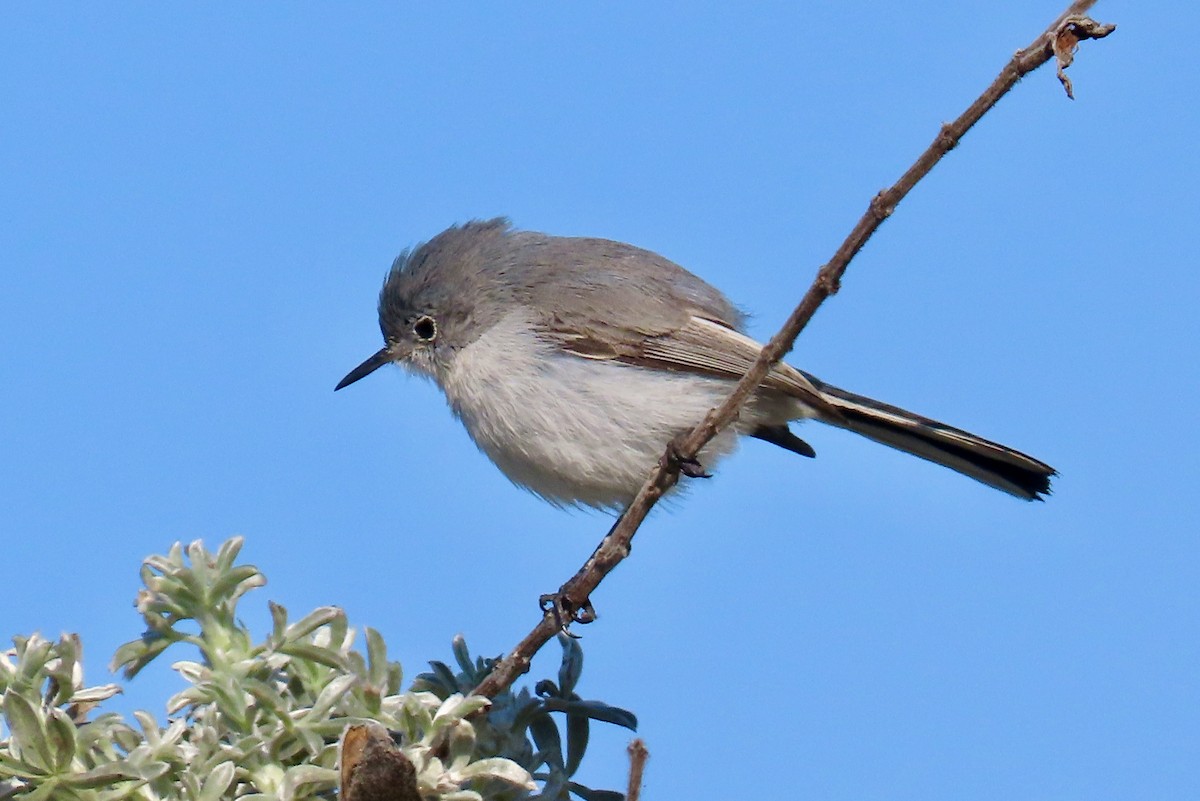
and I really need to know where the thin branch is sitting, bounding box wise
[471,1,1113,700]
[626,738,649,801]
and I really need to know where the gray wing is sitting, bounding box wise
[512,233,836,416]
[510,231,744,335]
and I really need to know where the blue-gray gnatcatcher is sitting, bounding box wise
[336,219,1054,506]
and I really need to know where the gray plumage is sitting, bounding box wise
[337,218,1055,508]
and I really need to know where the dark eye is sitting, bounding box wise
[412,315,437,341]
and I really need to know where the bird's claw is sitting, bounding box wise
[667,437,711,478]
[539,591,596,635]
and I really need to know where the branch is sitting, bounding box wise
[471,1,1114,700]
[626,739,649,801]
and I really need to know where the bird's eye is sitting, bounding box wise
[412,315,437,341]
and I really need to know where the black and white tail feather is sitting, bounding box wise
[803,376,1055,500]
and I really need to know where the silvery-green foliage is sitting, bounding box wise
[414,636,635,801]
[0,538,627,800]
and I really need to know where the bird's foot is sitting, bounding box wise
[666,435,711,478]
[539,590,596,636]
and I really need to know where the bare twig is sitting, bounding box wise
[626,738,649,801]
[1054,14,1116,98]
[471,1,1113,700]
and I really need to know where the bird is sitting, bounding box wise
[336,218,1054,509]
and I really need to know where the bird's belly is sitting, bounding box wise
[440,319,757,509]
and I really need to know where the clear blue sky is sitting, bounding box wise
[3,3,1195,799]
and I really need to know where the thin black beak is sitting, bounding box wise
[335,347,392,391]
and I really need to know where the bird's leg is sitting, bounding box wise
[537,435,708,634]
[538,508,636,634]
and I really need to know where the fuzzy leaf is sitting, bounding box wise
[110,634,172,679]
[67,684,122,705]
[195,761,236,801]
[283,764,338,793]
[2,689,51,773]
[269,601,289,644]
[277,642,349,671]
[0,752,42,780]
[208,565,266,607]
[282,607,342,644]
[307,673,357,720]
[70,761,154,788]
[365,627,389,689]
[44,708,78,773]
[433,694,489,727]
[214,536,245,572]
[13,778,59,801]
[455,758,538,790]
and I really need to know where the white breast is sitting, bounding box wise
[438,313,765,510]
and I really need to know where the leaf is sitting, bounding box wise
[196,761,236,801]
[67,684,122,705]
[130,761,172,782]
[564,711,589,778]
[365,627,389,689]
[557,636,584,697]
[44,708,78,773]
[70,761,154,789]
[110,634,172,679]
[427,661,460,694]
[12,777,60,801]
[541,699,637,731]
[14,635,53,683]
[447,720,476,771]
[538,769,569,801]
[451,634,474,677]
[528,713,563,770]
[171,660,209,684]
[0,751,42,780]
[277,642,349,671]
[308,673,358,720]
[282,607,342,644]
[281,764,338,795]
[510,696,547,736]
[455,758,538,791]
[432,694,489,727]
[387,663,404,695]
[243,678,291,725]
[325,610,349,652]
[269,601,289,645]
[207,565,265,607]
[214,536,245,573]
[568,782,625,801]
[2,689,52,773]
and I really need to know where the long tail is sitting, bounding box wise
[806,377,1056,500]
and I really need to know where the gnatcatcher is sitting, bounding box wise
[336,219,1054,507]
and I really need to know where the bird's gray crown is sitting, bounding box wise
[378,217,521,352]
[377,217,747,361]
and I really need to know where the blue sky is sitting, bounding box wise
[3,2,1196,798]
